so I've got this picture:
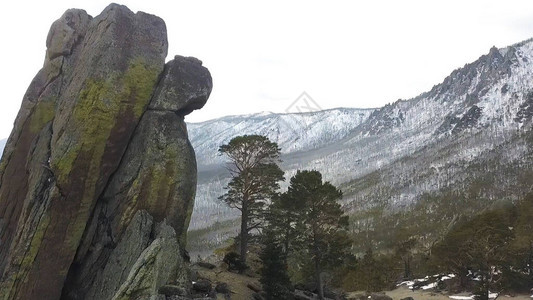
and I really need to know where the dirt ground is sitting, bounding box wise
[193,263,259,300]
[348,286,532,300]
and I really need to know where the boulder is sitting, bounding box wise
[193,280,213,293]
[149,55,212,114]
[247,282,262,293]
[159,284,188,296]
[215,282,231,294]
[197,262,217,270]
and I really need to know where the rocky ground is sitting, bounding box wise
[190,262,260,300]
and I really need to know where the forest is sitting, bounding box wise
[205,134,533,300]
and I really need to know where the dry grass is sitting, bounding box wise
[193,263,260,300]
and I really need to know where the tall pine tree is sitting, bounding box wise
[279,170,351,300]
[259,230,294,300]
[219,135,284,268]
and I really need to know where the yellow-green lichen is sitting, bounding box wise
[122,58,160,118]
[146,147,178,212]
[0,212,51,300]
[19,212,51,272]
[50,56,161,256]
[119,147,179,230]
[29,100,55,134]
[52,57,160,185]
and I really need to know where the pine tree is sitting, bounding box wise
[433,208,514,297]
[266,191,305,254]
[283,170,351,300]
[218,135,284,268]
[259,230,294,300]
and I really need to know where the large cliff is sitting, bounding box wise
[0,4,212,299]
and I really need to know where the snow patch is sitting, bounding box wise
[421,282,437,290]
[448,292,498,300]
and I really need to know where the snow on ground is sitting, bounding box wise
[422,282,438,290]
[396,274,500,300]
[448,292,498,299]
[397,280,415,287]
[397,274,455,290]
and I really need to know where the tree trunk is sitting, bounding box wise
[477,275,489,300]
[284,214,291,254]
[459,268,468,288]
[528,241,533,277]
[240,200,248,272]
[315,256,324,300]
[404,256,411,279]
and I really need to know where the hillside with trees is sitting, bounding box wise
[196,134,533,299]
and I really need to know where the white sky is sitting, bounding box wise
[1,1,533,138]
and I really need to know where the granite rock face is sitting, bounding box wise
[0,4,211,300]
[149,56,213,114]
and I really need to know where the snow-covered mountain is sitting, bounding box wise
[187,38,533,256]
[0,139,6,159]
[188,108,374,166]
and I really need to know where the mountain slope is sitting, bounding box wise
[188,108,374,166]
[324,40,533,207]
[0,139,5,159]
[189,39,533,256]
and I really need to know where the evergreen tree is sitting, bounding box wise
[506,193,533,291]
[284,170,351,300]
[433,208,514,297]
[358,248,386,292]
[266,191,305,254]
[259,230,294,300]
[218,135,284,268]
[393,232,417,280]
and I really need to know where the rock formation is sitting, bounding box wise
[0,4,211,300]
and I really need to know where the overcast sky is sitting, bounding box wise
[1,1,533,138]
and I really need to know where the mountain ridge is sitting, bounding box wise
[188,107,375,167]
[188,106,377,124]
